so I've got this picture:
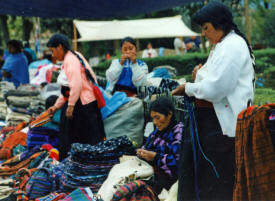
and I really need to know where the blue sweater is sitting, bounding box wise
[142,121,183,178]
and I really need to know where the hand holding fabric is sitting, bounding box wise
[172,84,186,96]
[136,148,156,162]
[47,106,57,116]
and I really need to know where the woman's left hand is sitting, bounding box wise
[172,84,186,96]
[137,149,156,161]
[129,52,137,64]
[66,105,74,119]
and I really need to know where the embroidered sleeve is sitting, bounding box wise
[131,60,148,87]
[154,123,183,177]
[106,59,123,93]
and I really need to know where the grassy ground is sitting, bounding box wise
[254,87,275,105]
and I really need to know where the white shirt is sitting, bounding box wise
[105,59,148,94]
[57,65,69,86]
[185,31,254,137]
[174,38,186,55]
[142,48,158,58]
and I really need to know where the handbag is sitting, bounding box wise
[72,51,106,109]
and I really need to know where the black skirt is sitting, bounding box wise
[59,99,106,160]
[178,108,235,201]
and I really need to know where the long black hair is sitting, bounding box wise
[150,96,176,121]
[193,1,255,67]
[47,33,95,83]
[46,33,71,52]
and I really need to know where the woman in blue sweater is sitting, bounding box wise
[137,96,183,193]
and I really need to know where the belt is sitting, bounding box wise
[194,99,213,108]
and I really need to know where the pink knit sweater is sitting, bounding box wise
[54,51,97,108]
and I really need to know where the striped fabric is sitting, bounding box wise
[59,188,94,201]
[111,180,158,201]
[233,103,275,201]
[35,192,67,201]
[29,111,52,129]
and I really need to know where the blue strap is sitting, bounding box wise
[184,96,220,201]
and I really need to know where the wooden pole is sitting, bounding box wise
[73,22,77,51]
[244,0,251,44]
[136,39,140,51]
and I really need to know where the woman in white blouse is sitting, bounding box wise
[173,2,255,201]
[106,37,148,97]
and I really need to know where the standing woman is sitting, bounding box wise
[106,37,148,97]
[47,33,105,160]
[173,2,255,201]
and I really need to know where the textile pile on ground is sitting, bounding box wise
[57,136,136,194]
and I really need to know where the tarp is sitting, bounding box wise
[74,15,199,41]
[0,0,203,19]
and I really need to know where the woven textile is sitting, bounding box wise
[29,111,52,129]
[59,188,94,201]
[111,180,159,201]
[233,103,275,201]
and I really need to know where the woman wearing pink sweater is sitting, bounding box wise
[47,33,105,160]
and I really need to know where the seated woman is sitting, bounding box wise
[2,40,29,87]
[136,96,183,194]
[106,37,148,97]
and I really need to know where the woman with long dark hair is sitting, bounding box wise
[173,1,255,201]
[47,33,105,160]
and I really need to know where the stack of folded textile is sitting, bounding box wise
[4,84,45,125]
[59,136,136,194]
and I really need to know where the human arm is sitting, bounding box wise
[106,59,124,93]
[185,43,243,103]
[136,149,156,161]
[139,123,183,177]
[65,55,82,107]
[1,70,12,78]
[131,60,148,87]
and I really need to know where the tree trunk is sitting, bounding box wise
[0,15,10,47]
[22,17,33,42]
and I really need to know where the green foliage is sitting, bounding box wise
[94,48,275,76]
[7,16,23,40]
[254,48,275,73]
[40,18,73,39]
[263,66,275,89]
[254,88,275,105]
[252,9,275,48]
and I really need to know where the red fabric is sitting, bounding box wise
[41,144,53,152]
[92,84,106,109]
[0,131,27,159]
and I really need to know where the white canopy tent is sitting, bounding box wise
[74,15,199,42]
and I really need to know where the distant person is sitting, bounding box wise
[185,36,201,49]
[22,48,33,65]
[185,36,201,52]
[0,48,4,80]
[106,53,111,61]
[23,41,37,61]
[174,37,186,55]
[2,40,29,87]
[106,37,148,97]
[142,43,158,58]
[29,50,56,69]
